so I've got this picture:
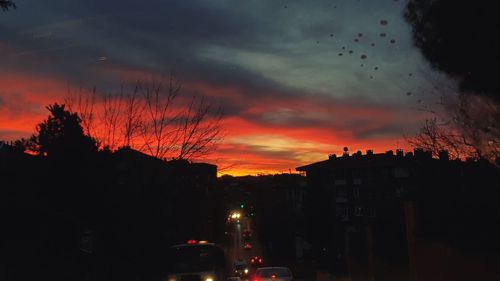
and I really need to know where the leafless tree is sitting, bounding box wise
[121,84,145,148]
[65,87,97,138]
[64,75,225,161]
[101,92,123,151]
[140,76,181,159]
[406,118,475,160]
[407,93,500,165]
[177,95,224,160]
[450,94,500,162]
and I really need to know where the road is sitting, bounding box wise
[226,214,264,279]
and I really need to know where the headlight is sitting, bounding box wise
[205,278,213,281]
[244,269,249,274]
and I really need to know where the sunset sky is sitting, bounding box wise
[0,0,450,175]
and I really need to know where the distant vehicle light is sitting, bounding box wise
[205,278,213,281]
[244,269,249,274]
[230,211,241,220]
[199,240,208,244]
[271,275,276,279]
[250,256,263,265]
[187,239,197,245]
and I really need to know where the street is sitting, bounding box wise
[225,213,264,279]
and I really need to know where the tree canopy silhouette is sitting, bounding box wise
[0,0,15,11]
[404,0,500,101]
[31,103,97,158]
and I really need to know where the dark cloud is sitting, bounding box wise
[353,122,416,139]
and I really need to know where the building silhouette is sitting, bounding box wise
[297,148,500,281]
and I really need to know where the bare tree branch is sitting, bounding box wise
[65,87,97,139]
[406,93,500,165]
[141,76,181,159]
[101,92,123,151]
[64,74,225,161]
[121,84,145,148]
[177,95,224,161]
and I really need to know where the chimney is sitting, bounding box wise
[414,148,424,157]
[438,150,449,161]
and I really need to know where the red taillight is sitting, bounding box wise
[271,274,276,279]
[253,278,260,281]
[259,258,263,263]
[187,239,197,244]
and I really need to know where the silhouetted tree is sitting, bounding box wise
[140,77,181,159]
[405,1,500,165]
[65,87,97,138]
[406,118,473,160]
[178,95,224,160]
[30,103,97,158]
[0,0,15,11]
[404,0,500,101]
[64,76,224,160]
[122,84,145,148]
[406,90,499,165]
[101,92,123,151]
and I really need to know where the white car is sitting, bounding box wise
[253,267,293,281]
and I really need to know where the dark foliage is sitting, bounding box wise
[31,103,98,158]
[405,0,500,101]
[0,0,15,11]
